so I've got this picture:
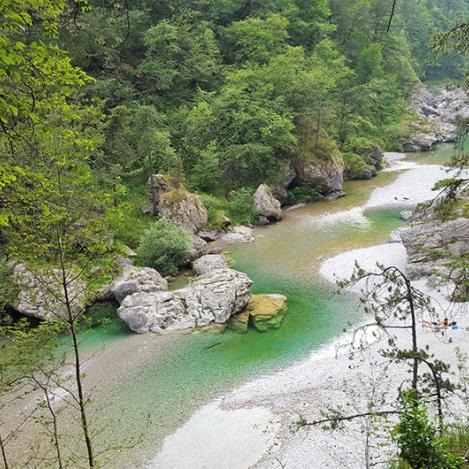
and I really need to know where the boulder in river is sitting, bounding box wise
[198,230,221,242]
[117,268,252,333]
[221,226,255,243]
[248,294,288,332]
[293,158,345,199]
[227,311,250,333]
[10,263,87,320]
[253,184,282,222]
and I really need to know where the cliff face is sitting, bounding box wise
[405,86,469,152]
[400,216,469,301]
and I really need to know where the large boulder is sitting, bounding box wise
[107,265,168,303]
[357,146,384,170]
[221,226,255,243]
[117,268,252,333]
[143,174,209,233]
[253,184,282,222]
[160,190,208,234]
[142,174,174,215]
[10,263,87,320]
[248,294,288,332]
[293,158,345,199]
[193,254,229,276]
[403,132,438,153]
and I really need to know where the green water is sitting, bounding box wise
[79,143,458,466]
[409,140,469,165]
[81,201,406,467]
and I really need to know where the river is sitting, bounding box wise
[4,144,455,467]
[72,144,460,468]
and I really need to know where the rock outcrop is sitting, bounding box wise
[293,158,345,199]
[160,190,208,234]
[107,265,168,303]
[10,263,87,320]
[193,254,229,276]
[248,294,288,331]
[253,184,282,222]
[400,217,469,298]
[405,86,468,152]
[117,268,252,333]
[142,174,174,215]
[143,174,208,233]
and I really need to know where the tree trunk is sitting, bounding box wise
[57,230,95,468]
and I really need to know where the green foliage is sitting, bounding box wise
[287,186,322,204]
[226,188,258,225]
[343,152,370,178]
[0,256,13,318]
[199,193,229,230]
[393,391,465,469]
[187,143,222,193]
[225,13,289,64]
[135,218,192,276]
[102,104,176,177]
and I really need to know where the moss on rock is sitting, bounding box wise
[248,294,287,332]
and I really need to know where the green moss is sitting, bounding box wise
[343,152,370,177]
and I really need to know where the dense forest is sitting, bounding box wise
[1,0,468,257]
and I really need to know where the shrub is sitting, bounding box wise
[287,185,322,205]
[393,391,464,469]
[0,256,13,318]
[199,194,228,230]
[135,219,192,276]
[227,188,258,225]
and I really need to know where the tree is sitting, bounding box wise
[301,263,462,466]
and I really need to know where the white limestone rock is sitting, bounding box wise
[117,268,252,333]
[193,254,229,276]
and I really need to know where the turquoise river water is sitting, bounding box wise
[73,144,457,467]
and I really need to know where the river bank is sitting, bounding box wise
[149,150,469,469]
